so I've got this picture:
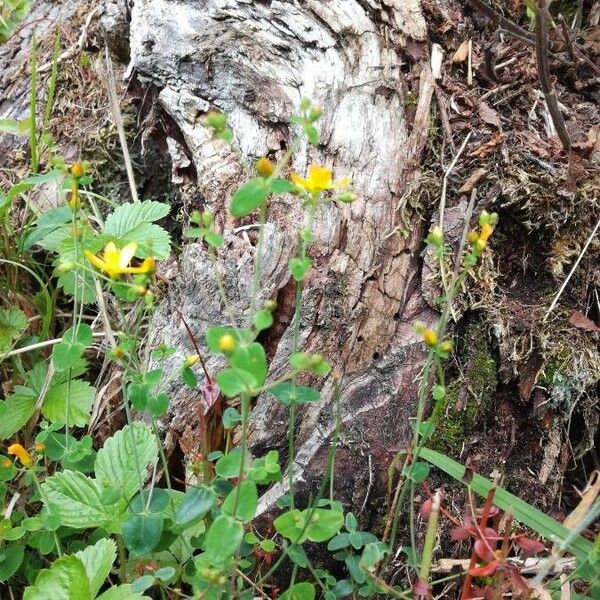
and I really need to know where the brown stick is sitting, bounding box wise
[534,1,572,151]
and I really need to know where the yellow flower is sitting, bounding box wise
[290,164,351,195]
[7,443,32,466]
[84,241,154,279]
[422,329,438,348]
[70,163,85,178]
[467,230,479,245]
[256,157,275,177]
[218,334,236,354]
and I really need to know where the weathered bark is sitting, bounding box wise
[131,0,437,513]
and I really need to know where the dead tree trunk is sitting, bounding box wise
[132,0,437,513]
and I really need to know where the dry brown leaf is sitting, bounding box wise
[458,167,488,193]
[479,101,502,129]
[453,39,469,63]
[569,310,600,332]
[468,132,506,158]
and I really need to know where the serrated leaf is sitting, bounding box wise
[42,470,121,530]
[0,308,28,352]
[23,555,91,600]
[95,423,157,501]
[75,538,116,598]
[104,201,171,259]
[23,206,72,251]
[0,386,36,439]
[0,544,24,582]
[42,378,95,427]
[230,178,269,217]
[97,584,150,600]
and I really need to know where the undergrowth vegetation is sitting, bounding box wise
[0,22,598,600]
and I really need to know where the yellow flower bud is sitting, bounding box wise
[440,340,453,354]
[185,354,199,366]
[57,261,75,273]
[264,299,278,311]
[135,286,147,296]
[34,442,45,453]
[474,238,487,253]
[467,230,480,245]
[429,226,444,246]
[256,157,275,177]
[218,334,236,353]
[422,329,438,348]
[70,163,85,178]
[113,346,125,359]
[479,223,493,242]
[7,443,32,466]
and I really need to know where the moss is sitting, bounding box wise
[430,322,497,452]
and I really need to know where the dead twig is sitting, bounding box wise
[534,1,571,152]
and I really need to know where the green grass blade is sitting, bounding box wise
[43,25,61,134]
[420,447,593,563]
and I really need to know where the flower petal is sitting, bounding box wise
[84,250,108,272]
[119,241,138,269]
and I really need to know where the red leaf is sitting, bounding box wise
[474,539,495,562]
[469,561,499,577]
[451,524,475,541]
[514,535,545,553]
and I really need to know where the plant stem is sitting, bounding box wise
[417,489,442,594]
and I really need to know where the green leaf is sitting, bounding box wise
[268,383,320,406]
[230,178,269,217]
[289,257,312,281]
[104,200,171,258]
[0,308,27,352]
[63,323,93,346]
[231,342,267,386]
[204,515,243,564]
[419,447,594,562]
[287,544,309,567]
[303,123,319,146]
[42,470,121,530]
[42,378,95,427]
[305,508,344,542]
[146,392,169,417]
[75,538,116,598]
[95,423,158,501]
[23,555,91,600]
[280,582,315,600]
[130,489,171,515]
[175,486,216,526]
[253,309,273,332]
[0,544,24,582]
[327,533,350,551]
[222,481,258,523]
[274,509,306,543]
[23,206,72,250]
[269,178,295,195]
[97,584,150,600]
[215,449,245,479]
[180,365,197,389]
[216,368,257,397]
[0,386,36,439]
[345,512,358,532]
[222,407,241,429]
[52,340,85,371]
[123,514,164,557]
[403,461,430,483]
[359,542,386,571]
